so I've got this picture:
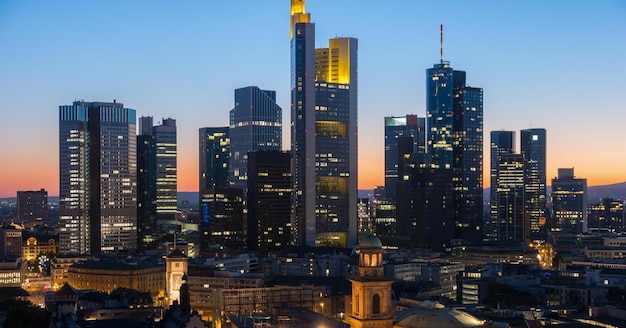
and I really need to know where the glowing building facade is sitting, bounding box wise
[59,101,137,255]
[552,168,587,233]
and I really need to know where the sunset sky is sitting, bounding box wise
[1,1,625,198]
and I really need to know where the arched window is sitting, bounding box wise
[364,253,370,267]
[372,293,381,315]
[371,254,378,267]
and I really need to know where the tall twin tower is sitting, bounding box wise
[290,0,358,248]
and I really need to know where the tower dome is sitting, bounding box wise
[359,234,382,249]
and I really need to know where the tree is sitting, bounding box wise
[0,299,51,328]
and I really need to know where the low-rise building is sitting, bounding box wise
[67,261,165,301]
[22,235,58,262]
[0,257,27,287]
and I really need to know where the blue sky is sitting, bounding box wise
[1,1,625,196]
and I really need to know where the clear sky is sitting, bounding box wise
[1,1,625,198]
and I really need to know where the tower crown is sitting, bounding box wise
[290,0,311,39]
[358,235,384,278]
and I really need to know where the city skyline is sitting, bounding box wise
[1,1,626,197]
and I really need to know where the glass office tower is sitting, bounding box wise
[426,61,483,245]
[384,115,425,200]
[489,131,515,239]
[552,168,587,233]
[291,1,358,247]
[59,101,137,255]
[199,127,230,190]
[229,86,282,192]
[521,128,547,235]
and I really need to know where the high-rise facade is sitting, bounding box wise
[16,189,48,220]
[137,117,177,248]
[494,153,526,242]
[246,150,292,253]
[153,118,177,220]
[229,86,282,191]
[290,0,316,247]
[137,117,157,246]
[199,189,244,253]
[426,61,483,245]
[452,84,484,244]
[291,0,358,247]
[489,131,515,238]
[199,127,230,190]
[59,101,137,255]
[384,115,425,200]
[520,128,547,235]
[552,168,587,233]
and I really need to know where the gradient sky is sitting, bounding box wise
[1,1,625,198]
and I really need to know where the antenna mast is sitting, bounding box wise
[440,23,444,64]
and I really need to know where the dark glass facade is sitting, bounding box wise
[551,168,587,233]
[520,128,547,235]
[199,127,230,191]
[229,86,282,192]
[426,62,483,245]
[246,150,292,253]
[489,130,515,239]
[384,115,425,200]
[495,153,526,242]
[199,188,244,253]
[290,20,316,247]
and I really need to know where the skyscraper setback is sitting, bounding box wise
[290,0,358,247]
[59,100,137,255]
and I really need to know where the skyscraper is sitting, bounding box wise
[199,127,230,191]
[137,117,157,246]
[229,86,282,191]
[137,117,177,248]
[290,0,316,247]
[199,188,244,253]
[426,59,483,245]
[489,131,515,238]
[59,100,137,255]
[384,115,425,200]
[16,189,48,220]
[494,153,526,242]
[247,150,292,253]
[552,168,587,233]
[452,84,483,244]
[291,1,358,247]
[520,128,547,235]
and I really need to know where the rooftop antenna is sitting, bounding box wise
[440,23,444,64]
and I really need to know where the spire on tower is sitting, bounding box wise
[440,23,444,64]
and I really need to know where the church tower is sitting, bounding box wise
[346,235,394,328]
[165,248,189,306]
